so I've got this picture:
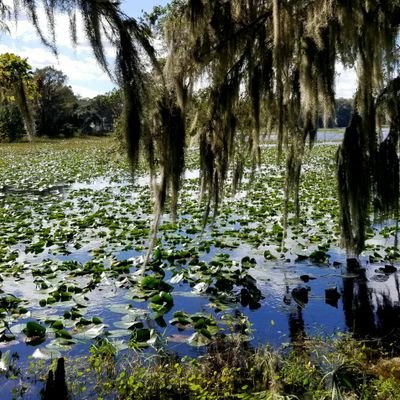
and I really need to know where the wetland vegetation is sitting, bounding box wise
[0,138,399,399]
[2,0,400,399]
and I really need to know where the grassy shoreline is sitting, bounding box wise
[32,333,400,399]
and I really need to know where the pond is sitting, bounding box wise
[0,140,399,398]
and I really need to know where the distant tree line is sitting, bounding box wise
[0,54,123,142]
[334,98,353,128]
[0,53,354,143]
[313,98,353,129]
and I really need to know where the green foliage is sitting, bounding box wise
[0,60,123,140]
[0,53,33,90]
[280,352,322,397]
[34,68,122,138]
[0,102,25,142]
[34,66,78,138]
[57,334,400,399]
[75,90,122,136]
[23,321,46,338]
[370,377,400,400]
[0,52,36,141]
[89,338,117,374]
[90,345,251,399]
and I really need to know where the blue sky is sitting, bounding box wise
[0,0,356,99]
[121,1,170,17]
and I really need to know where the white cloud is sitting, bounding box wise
[3,1,92,48]
[336,63,357,99]
[0,42,111,79]
[69,83,112,98]
[0,1,117,97]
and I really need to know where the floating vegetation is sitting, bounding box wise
[0,139,400,397]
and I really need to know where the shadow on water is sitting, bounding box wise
[288,305,306,345]
[250,255,400,352]
[342,260,400,352]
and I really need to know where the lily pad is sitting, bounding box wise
[187,332,211,347]
[74,324,105,340]
[23,321,46,338]
[32,347,61,360]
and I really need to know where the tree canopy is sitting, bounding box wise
[35,66,78,137]
[1,0,400,258]
[0,52,36,141]
[0,58,121,141]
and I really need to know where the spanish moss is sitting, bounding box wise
[3,0,400,261]
[164,0,400,258]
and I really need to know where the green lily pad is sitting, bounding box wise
[23,321,46,338]
[55,329,72,339]
[51,320,64,330]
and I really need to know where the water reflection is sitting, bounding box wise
[341,263,400,351]
[342,268,374,338]
[253,256,400,351]
[288,306,306,344]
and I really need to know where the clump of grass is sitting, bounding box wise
[57,333,400,399]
